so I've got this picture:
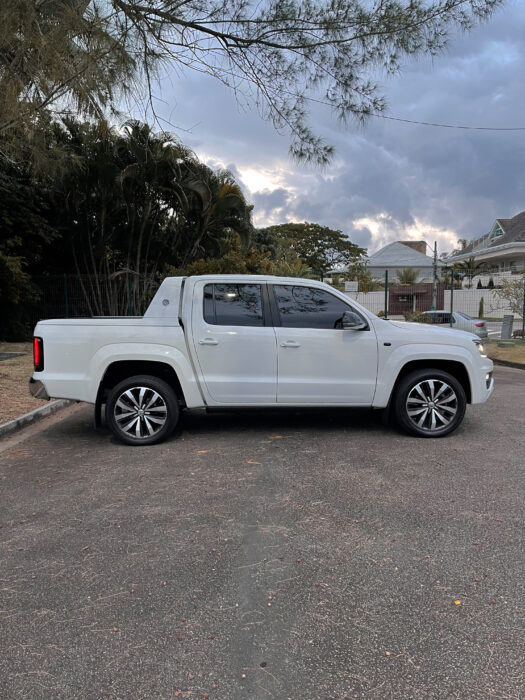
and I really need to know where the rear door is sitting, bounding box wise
[454,312,473,332]
[271,284,378,404]
[191,280,277,404]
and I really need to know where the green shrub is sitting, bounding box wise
[404,311,430,323]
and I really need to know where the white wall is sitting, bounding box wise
[346,291,385,315]
[443,289,521,319]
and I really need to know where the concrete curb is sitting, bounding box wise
[492,358,525,371]
[0,400,74,438]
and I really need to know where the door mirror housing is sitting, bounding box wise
[342,311,367,330]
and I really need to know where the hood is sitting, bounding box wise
[386,320,479,344]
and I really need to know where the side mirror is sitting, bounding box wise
[342,311,367,330]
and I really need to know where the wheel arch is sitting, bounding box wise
[96,360,186,410]
[391,359,472,404]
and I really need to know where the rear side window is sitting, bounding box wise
[203,284,264,326]
[430,313,452,324]
[273,285,353,329]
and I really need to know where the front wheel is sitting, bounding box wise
[106,375,179,446]
[394,369,466,438]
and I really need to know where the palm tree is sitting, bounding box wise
[395,267,419,285]
[179,165,253,266]
[116,121,198,309]
[47,117,254,313]
[454,256,480,288]
[52,118,198,314]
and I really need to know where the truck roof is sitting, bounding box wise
[144,274,336,318]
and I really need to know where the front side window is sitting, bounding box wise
[273,285,357,329]
[203,284,264,326]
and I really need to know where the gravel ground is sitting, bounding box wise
[485,339,525,364]
[0,343,49,424]
[0,366,524,700]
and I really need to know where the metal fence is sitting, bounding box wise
[27,273,155,328]
[7,269,525,341]
[345,269,525,339]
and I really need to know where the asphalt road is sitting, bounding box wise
[1,366,524,700]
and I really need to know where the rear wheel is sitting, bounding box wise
[106,375,179,446]
[394,369,466,438]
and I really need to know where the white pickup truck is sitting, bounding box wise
[30,275,494,445]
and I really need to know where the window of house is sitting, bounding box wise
[203,284,264,326]
[489,222,504,242]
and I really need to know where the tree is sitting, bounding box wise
[0,161,56,338]
[253,227,313,277]
[395,267,419,285]
[454,256,480,288]
[176,164,253,267]
[0,0,135,162]
[492,279,524,316]
[260,222,366,280]
[178,231,311,277]
[48,118,180,314]
[45,117,254,313]
[354,268,383,293]
[0,0,502,165]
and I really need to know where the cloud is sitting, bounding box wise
[140,1,525,256]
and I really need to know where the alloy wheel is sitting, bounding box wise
[405,379,458,433]
[113,386,168,440]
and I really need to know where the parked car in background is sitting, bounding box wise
[421,310,488,338]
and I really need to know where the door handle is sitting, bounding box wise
[280,341,300,348]
[199,338,219,345]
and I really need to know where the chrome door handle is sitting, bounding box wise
[280,341,300,348]
[199,338,219,345]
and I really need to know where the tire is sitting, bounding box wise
[105,375,179,446]
[394,369,466,438]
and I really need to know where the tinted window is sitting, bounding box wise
[274,285,355,329]
[456,312,472,320]
[428,312,452,324]
[203,284,264,326]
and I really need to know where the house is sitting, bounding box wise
[366,240,441,282]
[444,211,525,279]
[388,282,444,314]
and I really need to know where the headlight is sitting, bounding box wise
[473,340,486,357]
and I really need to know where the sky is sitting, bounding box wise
[135,0,525,257]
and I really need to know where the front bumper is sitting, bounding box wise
[29,378,50,400]
[471,358,494,404]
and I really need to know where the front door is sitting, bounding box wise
[191,280,277,404]
[271,284,378,404]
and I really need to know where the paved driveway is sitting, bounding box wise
[1,367,524,699]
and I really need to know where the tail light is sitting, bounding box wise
[33,337,44,371]
[475,322,484,327]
